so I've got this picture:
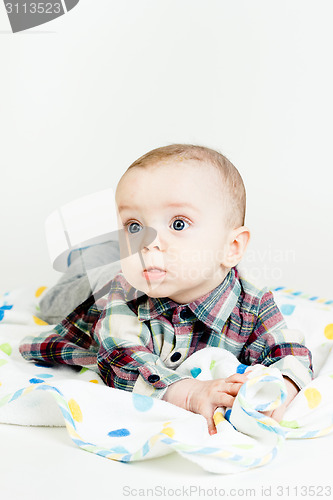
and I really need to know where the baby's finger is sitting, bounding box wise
[225,373,248,384]
[224,382,244,397]
[265,402,287,423]
[213,392,235,408]
[205,415,217,435]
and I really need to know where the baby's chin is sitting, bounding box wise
[139,283,169,298]
[144,288,169,299]
[122,274,168,297]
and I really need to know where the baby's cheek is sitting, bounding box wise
[120,254,141,281]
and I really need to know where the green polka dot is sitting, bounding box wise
[209,360,216,370]
[0,360,8,368]
[79,367,88,374]
[0,394,12,407]
[280,420,299,428]
[0,343,12,356]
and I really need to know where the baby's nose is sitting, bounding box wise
[122,226,158,255]
[142,229,162,252]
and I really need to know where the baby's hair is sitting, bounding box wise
[126,144,246,229]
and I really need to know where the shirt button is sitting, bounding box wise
[170,351,181,362]
[148,374,160,383]
[180,309,191,320]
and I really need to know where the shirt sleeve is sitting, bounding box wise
[19,325,100,369]
[19,281,112,371]
[240,290,313,389]
[94,300,191,399]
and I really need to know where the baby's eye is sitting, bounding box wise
[127,222,142,234]
[171,218,190,231]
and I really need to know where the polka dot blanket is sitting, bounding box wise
[0,285,332,474]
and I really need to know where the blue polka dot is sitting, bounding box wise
[34,362,53,368]
[224,409,236,430]
[29,378,45,384]
[108,428,130,437]
[280,304,296,316]
[111,446,129,453]
[261,376,278,383]
[225,409,232,421]
[236,363,248,374]
[190,367,202,378]
[35,373,54,379]
[132,393,154,412]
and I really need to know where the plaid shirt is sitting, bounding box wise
[19,267,313,398]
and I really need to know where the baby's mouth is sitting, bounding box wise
[144,266,166,272]
[142,267,167,281]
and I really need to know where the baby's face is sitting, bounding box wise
[115,160,233,303]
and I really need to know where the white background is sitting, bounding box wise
[1,2,333,496]
[0,0,332,298]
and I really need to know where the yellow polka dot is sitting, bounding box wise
[260,454,271,466]
[68,399,83,422]
[213,411,225,426]
[67,428,82,439]
[161,427,175,438]
[150,435,160,446]
[24,386,34,395]
[324,324,333,339]
[89,379,99,384]
[35,286,47,298]
[33,315,48,326]
[304,388,322,409]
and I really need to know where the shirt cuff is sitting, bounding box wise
[270,354,313,390]
[132,362,191,399]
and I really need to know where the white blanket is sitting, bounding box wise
[0,286,333,474]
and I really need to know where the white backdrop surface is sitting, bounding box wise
[1,1,332,297]
[1,2,333,498]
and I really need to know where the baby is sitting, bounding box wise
[20,144,313,435]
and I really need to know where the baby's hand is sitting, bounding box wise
[162,374,248,435]
[263,376,299,422]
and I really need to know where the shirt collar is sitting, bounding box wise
[137,267,241,334]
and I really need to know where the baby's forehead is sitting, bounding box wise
[116,160,224,202]
[118,158,220,185]
[115,161,226,215]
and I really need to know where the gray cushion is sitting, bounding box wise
[39,240,121,324]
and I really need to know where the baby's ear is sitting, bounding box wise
[222,226,250,268]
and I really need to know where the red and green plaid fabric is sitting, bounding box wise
[19,267,313,398]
